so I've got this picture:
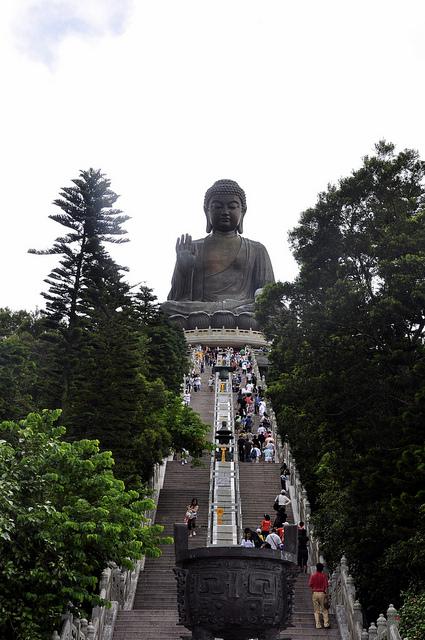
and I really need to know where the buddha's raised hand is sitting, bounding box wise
[176,234,196,271]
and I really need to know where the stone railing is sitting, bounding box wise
[52,561,139,640]
[250,351,405,640]
[184,327,267,347]
[51,457,171,640]
[330,555,406,640]
[279,438,406,640]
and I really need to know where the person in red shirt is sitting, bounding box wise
[308,563,330,629]
[276,526,284,544]
[260,514,272,536]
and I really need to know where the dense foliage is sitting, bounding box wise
[400,591,425,640]
[257,142,425,617]
[25,169,209,486]
[0,168,211,637]
[0,411,169,640]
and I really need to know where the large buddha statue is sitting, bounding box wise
[162,179,275,330]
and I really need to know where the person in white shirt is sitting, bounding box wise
[264,527,282,550]
[275,489,291,509]
[241,529,255,547]
[274,490,291,521]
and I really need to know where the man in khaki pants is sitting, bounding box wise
[308,563,330,629]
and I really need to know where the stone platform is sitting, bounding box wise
[184,327,268,348]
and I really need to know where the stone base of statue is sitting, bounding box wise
[167,310,268,348]
[183,326,268,348]
[168,310,260,331]
[173,526,295,640]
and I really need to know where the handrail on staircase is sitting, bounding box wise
[206,370,219,546]
[206,350,243,547]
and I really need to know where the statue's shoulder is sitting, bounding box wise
[243,237,269,252]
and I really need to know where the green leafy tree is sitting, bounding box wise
[258,142,425,612]
[0,333,34,421]
[60,262,207,486]
[64,257,147,484]
[0,411,168,640]
[400,590,425,640]
[29,169,129,328]
[0,309,69,421]
[132,286,189,393]
[131,381,211,482]
[0,309,40,421]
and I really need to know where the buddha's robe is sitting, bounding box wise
[164,235,274,316]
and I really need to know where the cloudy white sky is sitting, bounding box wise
[2,0,425,311]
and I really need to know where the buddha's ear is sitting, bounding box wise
[237,213,245,234]
[206,215,212,233]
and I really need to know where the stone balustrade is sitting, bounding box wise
[330,555,405,640]
[184,326,268,347]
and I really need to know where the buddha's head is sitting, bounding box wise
[204,179,247,233]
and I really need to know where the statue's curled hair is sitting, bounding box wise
[203,179,247,213]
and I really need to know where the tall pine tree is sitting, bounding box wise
[29,169,130,410]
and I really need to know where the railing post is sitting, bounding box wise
[99,567,110,599]
[329,571,337,611]
[361,629,369,640]
[301,488,308,522]
[330,565,340,604]
[354,600,364,632]
[368,622,378,639]
[376,613,387,640]
[86,621,95,640]
[346,574,356,602]
[387,603,400,631]
[80,619,88,636]
[305,499,311,521]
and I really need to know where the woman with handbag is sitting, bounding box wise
[273,489,291,521]
[185,498,199,537]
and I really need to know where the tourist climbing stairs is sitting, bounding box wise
[239,462,341,640]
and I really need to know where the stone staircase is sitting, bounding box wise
[239,463,341,639]
[113,363,342,640]
[112,370,214,640]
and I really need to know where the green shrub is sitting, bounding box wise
[400,591,425,640]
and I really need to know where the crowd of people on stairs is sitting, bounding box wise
[237,461,331,629]
[180,344,332,630]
